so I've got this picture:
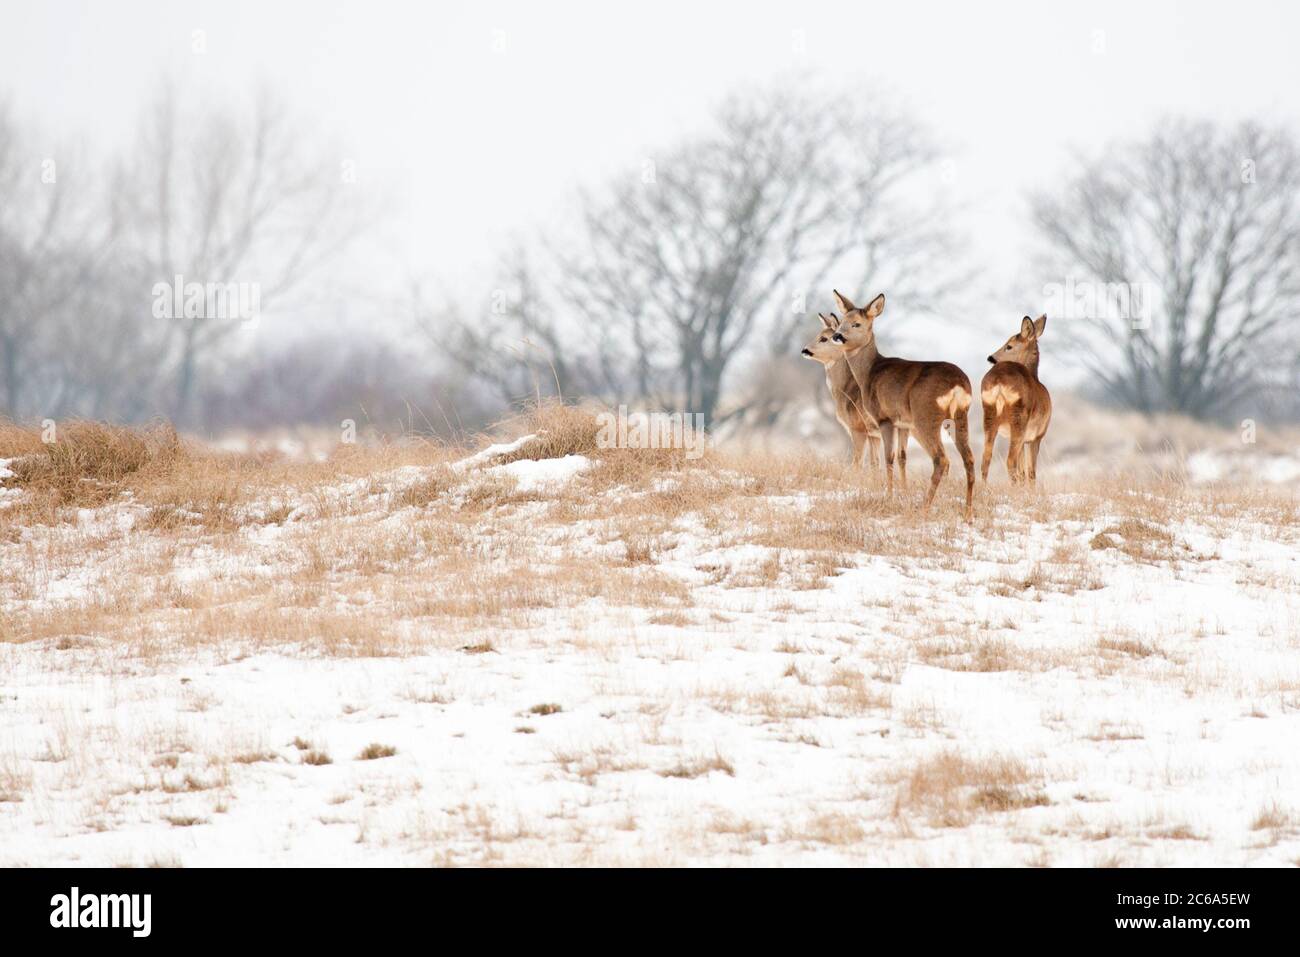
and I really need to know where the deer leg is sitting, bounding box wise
[981,407,997,483]
[849,428,867,468]
[867,433,882,472]
[952,410,976,522]
[914,426,947,515]
[878,421,896,497]
[1005,409,1027,484]
[1027,437,1042,485]
[896,428,909,488]
[1006,439,1024,483]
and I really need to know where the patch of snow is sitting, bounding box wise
[1260,455,1300,484]
[1186,449,1300,485]
[0,461,19,509]
[453,433,541,471]
[485,454,591,492]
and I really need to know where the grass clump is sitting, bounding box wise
[893,751,1049,827]
[357,743,397,760]
[491,400,605,464]
[4,419,185,506]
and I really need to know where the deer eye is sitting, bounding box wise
[853,323,861,328]
[1005,345,1012,350]
[818,337,827,343]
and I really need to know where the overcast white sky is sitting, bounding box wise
[4,0,1299,371]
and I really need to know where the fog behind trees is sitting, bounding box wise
[2,3,1299,436]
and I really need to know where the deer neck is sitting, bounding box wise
[841,340,879,393]
[826,357,854,395]
[1024,353,1041,380]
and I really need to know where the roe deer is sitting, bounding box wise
[981,315,1051,484]
[801,312,882,469]
[830,290,975,521]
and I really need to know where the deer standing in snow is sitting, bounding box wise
[981,315,1052,485]
[801,312,882,470]
[830,291,975,521]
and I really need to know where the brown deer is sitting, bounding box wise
[981,315,1051,484]
[801,312,882,470]
[830,291,975,521]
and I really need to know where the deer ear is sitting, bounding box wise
[818,312,836,331]
[1020,316,1036,339]
[865,294,885,320]
[1033,314,1047,337]
[832,289,856,314]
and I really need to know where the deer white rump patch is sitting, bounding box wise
[981,384,1019,416]
[935,385,972,416]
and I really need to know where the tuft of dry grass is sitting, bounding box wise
[893,752,1049,827]
[0,760,32,803]
[395,467,457,508]
[659,752,735,779]
[490,399,706,481]
[357,743,397,760]
[232,750,280,764]
[164,815,208,828]
[1250,803,1294,830]
[491,400,606,464]
[0,418,46,458]
[1089,519,1177,562]
[4,419,185,507]
[1097,636,1161,659]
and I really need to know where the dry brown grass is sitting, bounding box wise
[658,751,735,779]
[0,759,32,803]
[1089,518,1179,563]
[231,750,280,764]
[0,419,45,458]
[491,400,606,464]
[893,751,1049,827]
[2,405,1298,662]
[1097,636,1161,659]
[3,419,184,509]
[394,467,457,508]
[1250,803,1294,831]
[164,814,208,828]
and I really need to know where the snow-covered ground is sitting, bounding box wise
[2,439,1299,866]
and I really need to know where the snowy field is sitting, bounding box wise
[2,414,1300,866]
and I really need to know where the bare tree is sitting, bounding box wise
[437,87,964,425]
[122,86,367,423]
[1031,118,1300,419]
[419,248,606,408]
[0,102,120,418]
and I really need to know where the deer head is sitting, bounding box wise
[987,315,1047,369]
[829,291,885,353]
[801,312,844,364]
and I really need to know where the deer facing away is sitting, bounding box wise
[801,312,882,470]
[981,315,1051,484]
[830,290,975,521]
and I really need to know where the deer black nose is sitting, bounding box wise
[987,355,996,364]
[832,333,845,343]
[800,348,813,357]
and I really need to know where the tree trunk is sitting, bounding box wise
[1,334,20,419]
[175,327,198,426]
